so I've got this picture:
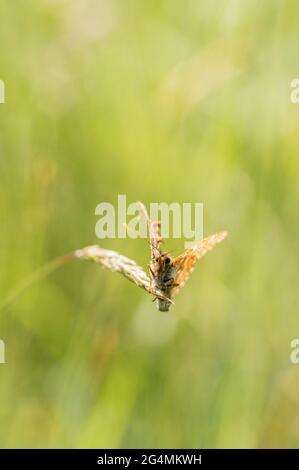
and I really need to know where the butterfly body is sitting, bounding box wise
[138,204,228,312]
[150,254,177,311]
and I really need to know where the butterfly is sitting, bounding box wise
[75,202,227,312]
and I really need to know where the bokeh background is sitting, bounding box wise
[1,0,299,449]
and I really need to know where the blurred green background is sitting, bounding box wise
[1,0,299,449]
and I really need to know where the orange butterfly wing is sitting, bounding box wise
[171,231,228,297]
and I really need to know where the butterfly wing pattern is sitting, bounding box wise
[137,201,162,263]
[171,231,228,298]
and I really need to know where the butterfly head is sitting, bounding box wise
[153,253,172,270]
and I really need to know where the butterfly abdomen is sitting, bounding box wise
[156,263,177,312]
[158,298,172,312]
